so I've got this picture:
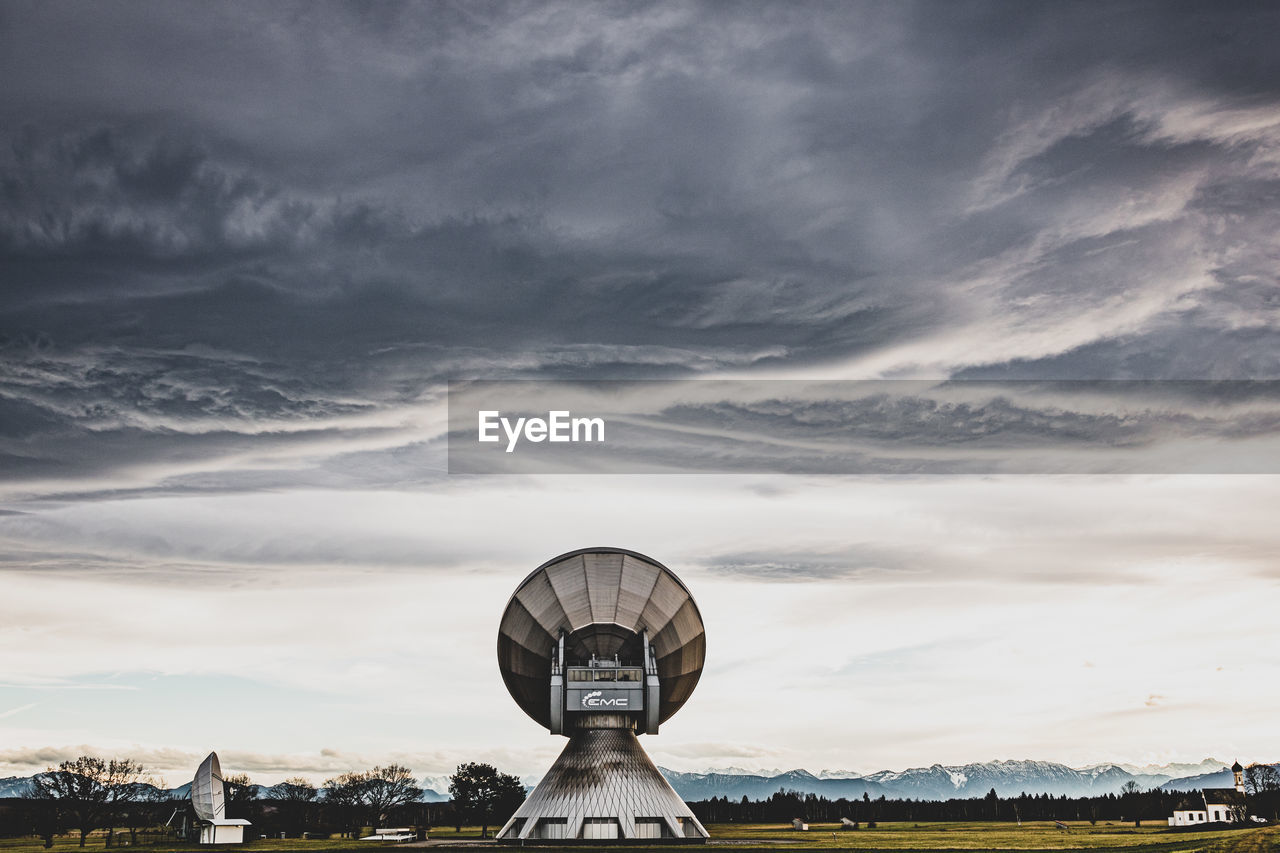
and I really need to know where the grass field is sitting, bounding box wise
[707,821,1279,851]
[1,822,1276,853]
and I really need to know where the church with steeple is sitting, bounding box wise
[1169,761,1247,826]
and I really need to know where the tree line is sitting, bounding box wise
[689,764,1280,826]
[0,755,526,844]
[24,757,161,848]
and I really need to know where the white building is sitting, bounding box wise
[198,819,252,844]
[1169,761,1246,827]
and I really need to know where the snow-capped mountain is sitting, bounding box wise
[420,773,453,793]
[701,766,788,777]
[859,759,1134,799]
[817,769,866,780]
[1077,758,1228,789]
[657,759,1242,802]
[1158,768,1237,792]
[416,772,534,801]
[0,776,33,798]
[1119,759,1227,779]
[418,774,453,802]
[656,768,890,802]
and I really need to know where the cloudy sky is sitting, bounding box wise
[2,1,1279,787]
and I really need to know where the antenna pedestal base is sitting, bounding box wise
[496,728,708,842]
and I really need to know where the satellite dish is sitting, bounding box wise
[191,752,226,822]
[496,547,706,730]
[496,548,710,841]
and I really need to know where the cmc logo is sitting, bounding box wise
[582,690,629,709]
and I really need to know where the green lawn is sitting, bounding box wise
[0,822,1275,853]
[418,827,496,840]
[707,820,1278,851]
[0,834,408,853]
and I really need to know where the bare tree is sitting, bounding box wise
[272,777,318,836]
[321,773,366,806]
[363,765,422,827]
[119,783,167,847]
[1244,763,1280,795]
[28,790,60,849]
[28,757,151,848]
[322,772,368,836]
[223,773,256,809]
[272,778,318,803]
[1119,780,1142,825]
[102,758,151,847]
[28,757,108,847]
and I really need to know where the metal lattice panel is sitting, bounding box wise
[496,728,708,840]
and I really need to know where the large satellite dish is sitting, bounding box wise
[496,547,710,841]
[191,752,226,822]
[497,547,706,730]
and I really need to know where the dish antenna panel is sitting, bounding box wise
[191,752,226,822]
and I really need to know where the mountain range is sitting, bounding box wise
[654,758,1238,801]
[0,758,1249,803]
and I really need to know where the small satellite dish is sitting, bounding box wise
[191,752,226,822]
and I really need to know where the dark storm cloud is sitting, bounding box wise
[1,1,1279,493]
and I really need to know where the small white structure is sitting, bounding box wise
[1168,761,1247,827]
[840,818,857,830]
[192,752,252,844]
[199,820,252,844]
[791,819,809,831]
[362,828,417,842]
